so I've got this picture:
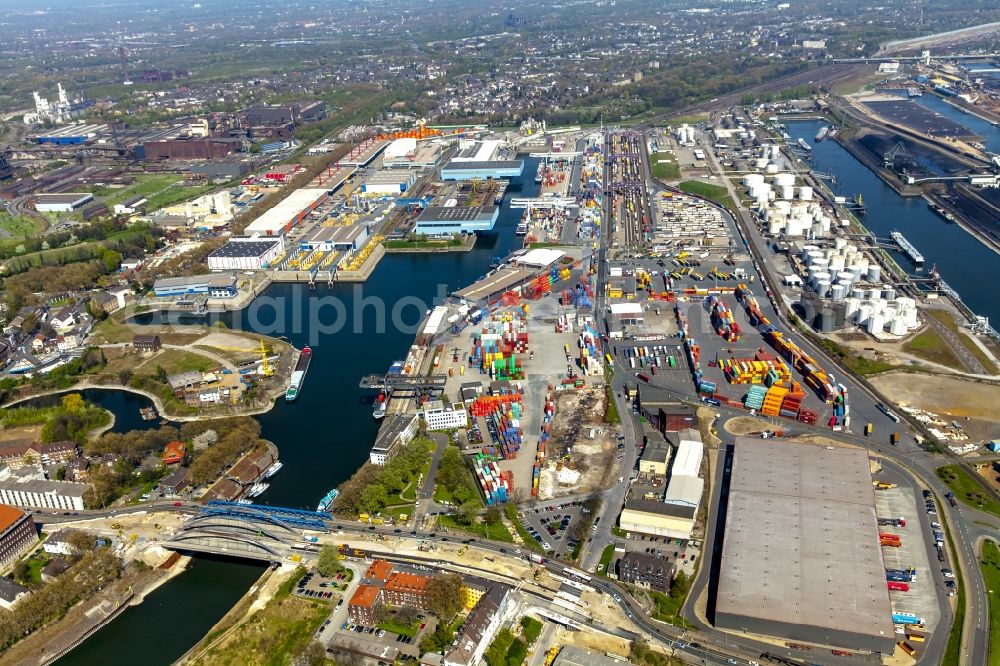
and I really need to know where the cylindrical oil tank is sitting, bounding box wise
[799,186,813,200]
[867,313,886,334]
[866,264,882,282]
[815,280,831,298]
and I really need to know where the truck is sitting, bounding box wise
[887,581,910,592]
[878,516,906,527]
[890,431,900,446]
[897,641,917,658]
[529,553,546,564]
[946,492,958,508]
[865,422,873,436]
[874,481,897,490]
[892,612,922,625]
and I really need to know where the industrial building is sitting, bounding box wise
[29,124,107,145]
[153,273,238,298]
[415,206,499,234]
[360,170,417,195]
[300,225,369,252]
[208,237,284,271]
[33,192,94,213]
[243,188,327,237]
[714,438,896,653]
[441,160,524,181]
[0,468,86,511]
[369,414,418,466]
[382,138,443,169]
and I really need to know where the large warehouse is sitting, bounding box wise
[441,160,524,181]
[207,236,284,270]
[33,193,94,213]
[714,438,896,653]
[415,206,499,234]
[243,188,327,237]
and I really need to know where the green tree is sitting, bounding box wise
[424,573,463,621]
[316,544,341,577]
[359,484,389,515]
[485,628,516,666]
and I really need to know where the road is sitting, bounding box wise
[922,313,987,375]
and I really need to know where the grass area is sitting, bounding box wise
[937,466,1000,519]
[903,327,964,370]
[668,113,710,125]
[598,544,617,575]
[611,526,627,538]
[379,616,420,639]
[90,174,183,208]
[433,482,456,505]
[520,616,542,645]
[678,180,728,201]
[650,152,680,180]
[142,348,218,375]
[810,334,898,376]
[437,513,514,542]
[604,386,620,424]
[189,567,328,666]
[144,182,217,212]
[942,510,965,666]
[506,505,544,554]
[649,589,692,628]
[979,540,1000,666]
[22,555,48,585]
[927,310,999,374]
[399,479,418,502]
[0,211,46,238]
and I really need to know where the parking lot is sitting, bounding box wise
[521,500,594,555]
[875,484,942,633]
[293,570,351,602]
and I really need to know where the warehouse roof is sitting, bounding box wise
[303,224,364,244]
[663,474,704,508]
[35,193,93,205]
[442,160,523,170]
[514,248,566,268]
[716,438,893,644]
[609,302,643,316]
[209,239,280,259]
[244,188,326,235]
[622,498,696,519]
[417,206,495,222]
[670,436,703,478]
[453,266,537,302]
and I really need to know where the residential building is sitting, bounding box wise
[421,401,468,431]
[41,556,72,582]
[0,467,87,511]
[43,528,86,556]
[382,571,431,610]
[65,457,90,482]
[160,467,191,496]
[0,441,78,469]
[0,577,30,610]
[348,584,381,625]
[444,585,511,666]
[0,505,38,569]
[618,552,673,592]
[162,441,187,465]
[132,334,161,352]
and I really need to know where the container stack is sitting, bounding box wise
[718,354,791,385]
[760,385,788,417]
[744,385,768,411]
[709,296,742,342]
[485,399,522,458]
[473,458,512,505]
[535,396,555,497]
[797,408,818,424]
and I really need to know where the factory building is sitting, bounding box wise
[382,138,443,169]
[243,188,327,237]
[421,401,469,431]
[29,124,107,145]
[714,438,895,654]
[208,237,284,271]
[441,160,525,181]
[137,138,243,161]
[360,170,417,195]
[300,225,369,252]
[153,273,238,298]
[33,193,94,213]
[415,206,499,234]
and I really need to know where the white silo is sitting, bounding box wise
[882,286,896,300]
[829,254,846,272]
[856,304,874,325]
[845,297,861,320]
[781,185,795,200]
[867,313,886,334]
[774,172,795,187]
[831,283,847,300]
[834,237,848,250]
[889,316,907,336]
[765,163,779,174]
[815,280,832,298]
[768,218,786,235]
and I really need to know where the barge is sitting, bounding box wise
[285,346,312,402]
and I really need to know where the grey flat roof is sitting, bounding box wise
[155,273,234,289]
[35,193,93,204]
[372,413,416,452]
[552,646,627,666]
[417,206,495,222]
[717,438,894,642]
[443,160,523,170]
[623,497,695,519]
[210,239,280,258]
[453,266,537,302]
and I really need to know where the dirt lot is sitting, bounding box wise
[870,371,1000,441]
[724,416,775,436]
[537,389,616,499]
[0,424,42,446]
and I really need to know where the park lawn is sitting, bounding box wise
[903,327,964,370]
[927,309,999,374]
[978,540,1000,666]
[650,152,680,180]
[598,544,617,575]
[379,615,421,638]
[437,513,514,542]
[520,616,542,645]
[937,465,1000,519]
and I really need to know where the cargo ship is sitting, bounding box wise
[372,390,389,420]
[285,346,312,402]
[493,180,509,204]
[263,461,283,479]
[535,160,545,183]
[317,488,340,512]
[516,210,530,236]
[815,126,829,142]
[797,138,812,152]
[929,202,956,223]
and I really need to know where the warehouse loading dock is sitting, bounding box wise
[714,438,896,654]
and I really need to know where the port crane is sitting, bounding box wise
[259,340,274,377]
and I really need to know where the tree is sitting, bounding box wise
[295,640,326,666]
[670,571,690,600]
[485,628,516,666]
[61,393,85,414]
[316,545,342,577]
[359,484,389,515]
[424,573,463,621]
[484,505,502,526]
[454,500,478,526]
[372,600,389,625]
[396,605,419,625]
[12,561,31,585]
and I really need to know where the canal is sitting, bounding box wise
[65,158,540,660]
[56,556,266,666]
[788,120,1000,325]
[911,93,1000,153]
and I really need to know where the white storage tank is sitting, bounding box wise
[889,316,907,336]
[882,286,896,300]
[829,255,846,272]
[831,283,847,300]
[866,265,881,282]
[857,304,874,324]
[768,219,786,235]
[836,271,855,285]
[834,237,848,250]
[743,173,765,188]
[774,172,795,187]
[867,313,886,334]
[815,280,832,298]
[755,158,769,169]
[780,185,795,200]
[845,297,861,320]
[765,163,779,174]
[799,186,813,200]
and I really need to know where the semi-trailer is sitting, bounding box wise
[892,612,923,625]
[887,581,910,592]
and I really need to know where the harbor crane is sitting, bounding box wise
[259,340,274,377]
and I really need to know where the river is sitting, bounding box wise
[788,120,1000,325]
[57,158,539,661]
[911,92,1000,153]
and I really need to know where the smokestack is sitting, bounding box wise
[119,46,131,83]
